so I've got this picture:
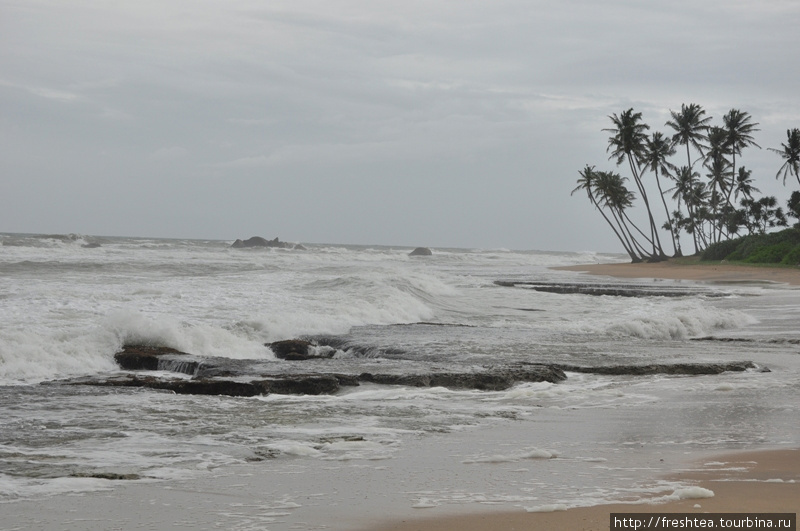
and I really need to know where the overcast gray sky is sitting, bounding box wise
[2,0,798,251]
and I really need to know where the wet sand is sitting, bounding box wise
[557,261,800,286]
[370,448,799,531]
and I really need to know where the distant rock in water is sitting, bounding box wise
[409,247,433,256]
[231,236,300,249]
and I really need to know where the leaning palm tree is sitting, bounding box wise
[722,109,760,208]
[595,170,656,261]
[768,128,800,187]
[572,166,640,262]
[665,103,711,169]
[604,109,665,258]
[643,131,680,256]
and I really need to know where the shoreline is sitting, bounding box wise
[556,260,800,286]
[370,447,800,531]
[369,260,800,531]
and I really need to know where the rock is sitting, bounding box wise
[71,472,141,481]
[260,376,341,395]
[114,345,192,371]
[269,339,336,361]
[231,236,294,249]
[48,342,763,399]
[494,281,723,298]
[409,247,433,256]
[555,361,757,376]
[359,364,566,391]
[294,244,308,251]
[52,373,347,397]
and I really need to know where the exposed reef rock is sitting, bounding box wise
[359,365,566,391]
[231,236,301,249]
[114,345,193,371]
[555,361,758,376]
[495,281,725,298]
[269,339,336,360]
[692,336,800,345]
[409,247,433,256]
[45,344,766,398]
[56,373,346,397]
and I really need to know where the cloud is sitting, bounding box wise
[2,0,799,249]
[149,146,189,161]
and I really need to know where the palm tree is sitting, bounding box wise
[734,167,760,202]
[667,166,706,253]
[604,109,665,258]
[768,128,800,187]
[722,109,760,208]
[665,103,711,169]
[572,166,640,262]
[703,126,732,242]
[643,132,680,255]
[594,170,656,261]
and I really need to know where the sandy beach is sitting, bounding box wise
[556,260,800,286]
[371,448,799,531]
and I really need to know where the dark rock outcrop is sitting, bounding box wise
[56,374,345,397]
[494,281,724,298]
[269,339,335,360]
[48,344,765,398]
[231,236,295,249]
[692,336,800,345]
[114,345,192,371]
[409,247,433,256]
[360,364,566,391]
[555,361,757,376]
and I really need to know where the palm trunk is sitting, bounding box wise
[616,207,656,260]
[627,155,665,258]
[589,194,640,262]
[653,167,680,257]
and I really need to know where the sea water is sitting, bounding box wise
[0,233,798,529]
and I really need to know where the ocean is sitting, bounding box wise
[1,233,798,530]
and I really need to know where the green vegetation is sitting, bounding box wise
[702,228,800,266]
[575,103,800,263]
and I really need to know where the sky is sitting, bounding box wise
[2,0,799,251]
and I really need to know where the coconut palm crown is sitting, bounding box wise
[769,128,800,187]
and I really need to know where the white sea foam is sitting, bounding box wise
[640,486,715,505]
[0,474,115,500]
[525,503,569,512]
[102,310,273,360]
[604,303,756,340]
[462,447,555,464]
[412,497,439,508]
[0,327,118,383]
[669,487,715,500]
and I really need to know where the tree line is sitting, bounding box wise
[574,104,800,262]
